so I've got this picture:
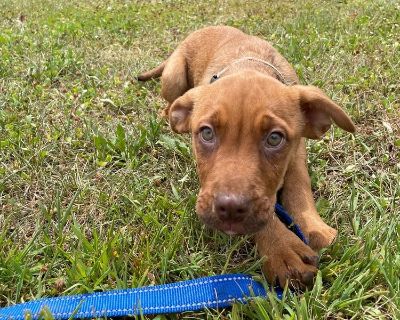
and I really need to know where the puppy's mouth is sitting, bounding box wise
[218,220,263,236]
[196,193,273,235]
[199,209,270,235]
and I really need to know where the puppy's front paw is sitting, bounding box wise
[308,223,337,251]
[256,221,318,290]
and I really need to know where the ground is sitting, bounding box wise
[0,0,399,319]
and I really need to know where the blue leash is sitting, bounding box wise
[0,204,306,320]
[0,275,274,320]
[275,203,308,244]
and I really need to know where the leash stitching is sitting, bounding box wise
[4,276,251,305]
[0,276,254,320]
[0,298,247,320]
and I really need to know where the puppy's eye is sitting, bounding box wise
[265,131,284,148]
[200,126,214,142]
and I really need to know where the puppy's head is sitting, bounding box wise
[167,71,354,235]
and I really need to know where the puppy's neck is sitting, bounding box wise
[210,57,296,86]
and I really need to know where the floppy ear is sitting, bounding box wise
[295,85,355,139]
[167,88,197,133]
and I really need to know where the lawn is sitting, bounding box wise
[0,0,399,319]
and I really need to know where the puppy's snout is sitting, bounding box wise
[214,193,250,222]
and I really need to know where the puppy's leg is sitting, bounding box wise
[281,139,337,251]
[256,216,318,289]
[160,49,190,117]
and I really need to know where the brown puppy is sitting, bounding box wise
[138,26,355,289]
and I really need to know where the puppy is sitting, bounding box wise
[138,26,355,289]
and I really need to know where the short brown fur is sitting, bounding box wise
[138,26,355,289]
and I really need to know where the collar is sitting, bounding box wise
[210,56,290,85]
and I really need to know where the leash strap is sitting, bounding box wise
[275,203,308,244]
[0,204,303,319]
[0,274,279,320]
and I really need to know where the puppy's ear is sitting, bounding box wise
[295,85,355,139]
[168,88,197,133]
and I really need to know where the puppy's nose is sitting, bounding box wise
[215,193,249,222]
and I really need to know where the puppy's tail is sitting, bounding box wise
[137,60,166,81]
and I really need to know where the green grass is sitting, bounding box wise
[0,0,399,318]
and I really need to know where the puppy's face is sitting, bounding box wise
[168,71,354,235]
[190,76,304,235]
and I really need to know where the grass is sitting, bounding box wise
[0,0,399,318]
